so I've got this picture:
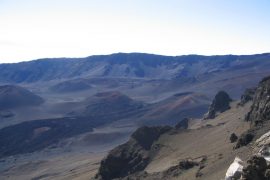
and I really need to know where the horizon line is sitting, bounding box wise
[1,51,270,65]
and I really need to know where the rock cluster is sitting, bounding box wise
[204,91,232,119]
[178,159,198,170]
[116,157,206,180]
[234,131,254,149]
[225,154,270,179]
[241,130,270,179]
[225,76,270,178]
[242,155,269,180]
[160,159,199,178]
[226,130,270,180]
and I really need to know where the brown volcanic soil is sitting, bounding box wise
[138,92,209,125]
[1,101,251,180]
[143,101,252,180]
[89,101,254,180]
[0,151,105,180]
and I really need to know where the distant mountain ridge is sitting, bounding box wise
[0,53,270,83]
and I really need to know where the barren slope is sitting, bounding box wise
[144,102,251,180]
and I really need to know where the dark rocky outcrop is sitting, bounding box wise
[0,116,100,158]
[234,131,254,149]
[178,159,199,170]
[241,155,268,180]
[131,126,172,150]
[226,129,270,179]
[239,88,256,106]
[96,141,149,180]
[230,133,238,143]
[225,77,270,179]
[246,76,270,125]
[175,118,189,129]
[95,126,172,180]
[159,159,199,178]
[121,157,207,180]
[204,91,232,119]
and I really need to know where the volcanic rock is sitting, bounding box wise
[131,126,172,150]
[204,91,232,119]
[178,159,199,170]
[225,157,243,180]
[241,155,268,180]
[230,133,238,143]
[175,118,189,129]
[234,131,254,149]
[95,126,172,180]
[239,88,256,106]
[246,76,270,125]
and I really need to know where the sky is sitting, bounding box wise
[0,0,270,63]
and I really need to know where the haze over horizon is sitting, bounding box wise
[1,0,270,63]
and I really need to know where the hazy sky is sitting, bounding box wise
[0,0,270,63]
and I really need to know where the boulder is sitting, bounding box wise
[230,133,238,143]
[225,157,243,180]
[234,131,254,149]
[241,155,267,180]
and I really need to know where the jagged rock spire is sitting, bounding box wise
[204,91,232,119]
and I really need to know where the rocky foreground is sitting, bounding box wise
[225,76,270,180]
[93,75,270,180]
